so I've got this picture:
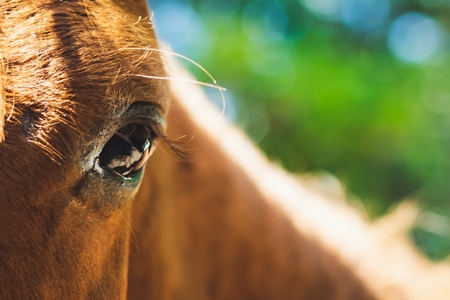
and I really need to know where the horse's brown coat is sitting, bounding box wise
[1,0,449,299]
[0,0,167,298]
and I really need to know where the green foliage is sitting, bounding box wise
[411,227,450,261]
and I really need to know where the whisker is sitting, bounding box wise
[122,47,227,119]
[131,74,226,91]
[123,47,217,84]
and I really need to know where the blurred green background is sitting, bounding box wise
[148,0,450,260]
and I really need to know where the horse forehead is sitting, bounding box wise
[2,1,168,113]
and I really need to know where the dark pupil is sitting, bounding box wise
[99,124,151,178]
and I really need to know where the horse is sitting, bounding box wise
[0,0,449,299]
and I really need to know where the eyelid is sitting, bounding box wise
[121,102,166,133]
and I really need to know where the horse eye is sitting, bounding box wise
[98,124,154,178]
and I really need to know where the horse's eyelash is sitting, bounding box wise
[149,125,189,162]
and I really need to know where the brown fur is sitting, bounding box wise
[1,0,449,299]
[0,0,167,298]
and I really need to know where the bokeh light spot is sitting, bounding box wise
[300,0,343,21]
[388,12,443,64]
[152,1,211,60]
[341,0,390,33]
[242,1,289,44]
